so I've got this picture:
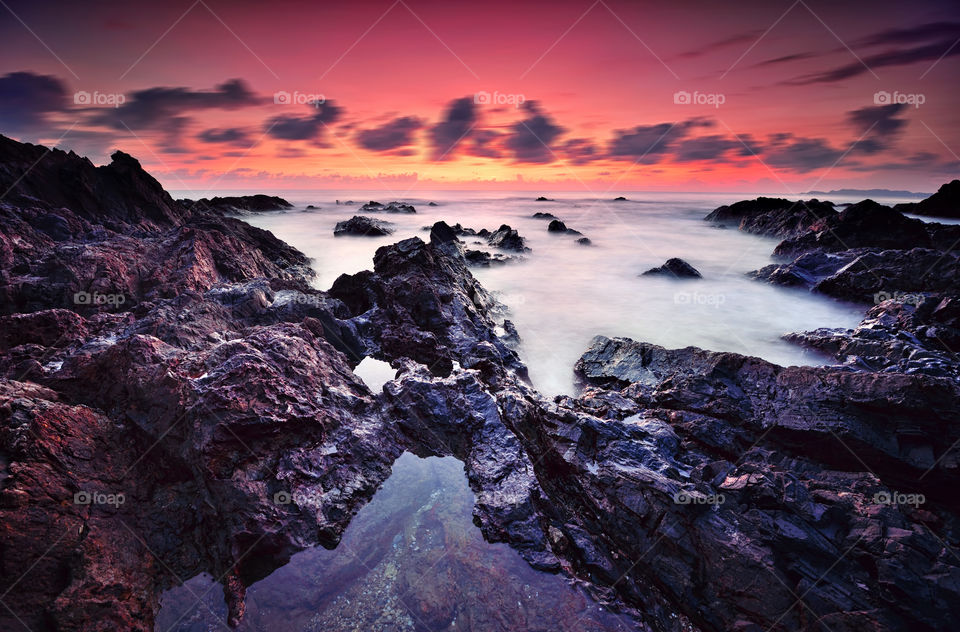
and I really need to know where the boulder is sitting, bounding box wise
[641,258,702,278]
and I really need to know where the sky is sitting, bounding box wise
[1,0,958,193]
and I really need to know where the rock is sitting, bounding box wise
[894,180,960,218]
[813,248,960,303]
[181,194,293,214]
[306,204,318,209]
[464,249,520,267]
[613,196,628,201]
[428,201,439,206]
[532,212,558,220]
[705,197,836,238]
[487,224,530,252]
[359,200,416,214]
[535,196,552,202]
[641,258,702,278]
[772,200,959,257]
[333,215,395,236]
[576,237,592,246]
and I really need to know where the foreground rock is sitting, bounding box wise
[359,200,416,214]
[894,179,960,219]
[547,219,582,235]
[641,258,702,278]
[333,215,395,236]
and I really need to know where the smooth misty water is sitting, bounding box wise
[230,191,865,397]
[156,454,637,632]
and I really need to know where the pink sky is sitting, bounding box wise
[1,0,958,193]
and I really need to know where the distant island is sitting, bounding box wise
[804,188,929,198]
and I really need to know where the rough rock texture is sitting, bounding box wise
[333,215,394,236]
[773,200,960,257]
[705,197,837,238]
[4,136,960,632]
[641,258,702,278]
[179,194,293,214]
[486,224,530,252]
[895,180,960,219]
[784,293,960,377]
[359,200,416,214]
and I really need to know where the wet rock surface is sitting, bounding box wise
[333,215,395,236]
[705,197,837,238]
[2,137,959,632]
[359,200,417,214]
[641,258,702,278]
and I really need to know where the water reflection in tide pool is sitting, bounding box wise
[156,453,639,631]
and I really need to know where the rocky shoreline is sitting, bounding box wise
[1,134,958,631]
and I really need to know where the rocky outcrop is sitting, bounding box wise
[359,200,416,214]
[547,219,583,235]
[773,200,960,257]
[641,258,702,278]
[486,224,530,252]
[4,135,960,632]
[532,211,558,220]
[333,215,395,236]
[705,197,836,238]
[894,180,960,219]
[784,293,960,377]
[179,194,293,214]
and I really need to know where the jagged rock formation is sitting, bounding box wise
[359,201,416,214]
[894,180,960,218]
[2,136,959,632]
[178,194,293,214]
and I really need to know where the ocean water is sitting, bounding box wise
[227,191,865,397]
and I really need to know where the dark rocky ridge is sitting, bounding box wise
[178,194,294,214]
[894,179,960,219]
[1,136,959,632]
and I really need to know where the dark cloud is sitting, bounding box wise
[561,138,599,165]
[429,97,476,160]
[750,52,818,68]
[92,79,261,129]
[608,122,690,163]
[855,22,960,47]
[505,101,565,163]
[355,116,423,152]
[673,31,761,60]
[792,40,960,84]
[196,127,251,146]
[846,104,908,154]
[673,135,741,162]
[264,101,343,141]
[0,71,68,132]
[465,129,502,158]
[761,134,845,172]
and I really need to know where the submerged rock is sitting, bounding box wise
[334,215,395,236]
[532,211,558,220]
[641,258,702,278]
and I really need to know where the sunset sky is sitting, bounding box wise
[1,0,958,192]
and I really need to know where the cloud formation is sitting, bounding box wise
[356,116,423,152]
[429,97,477,161]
